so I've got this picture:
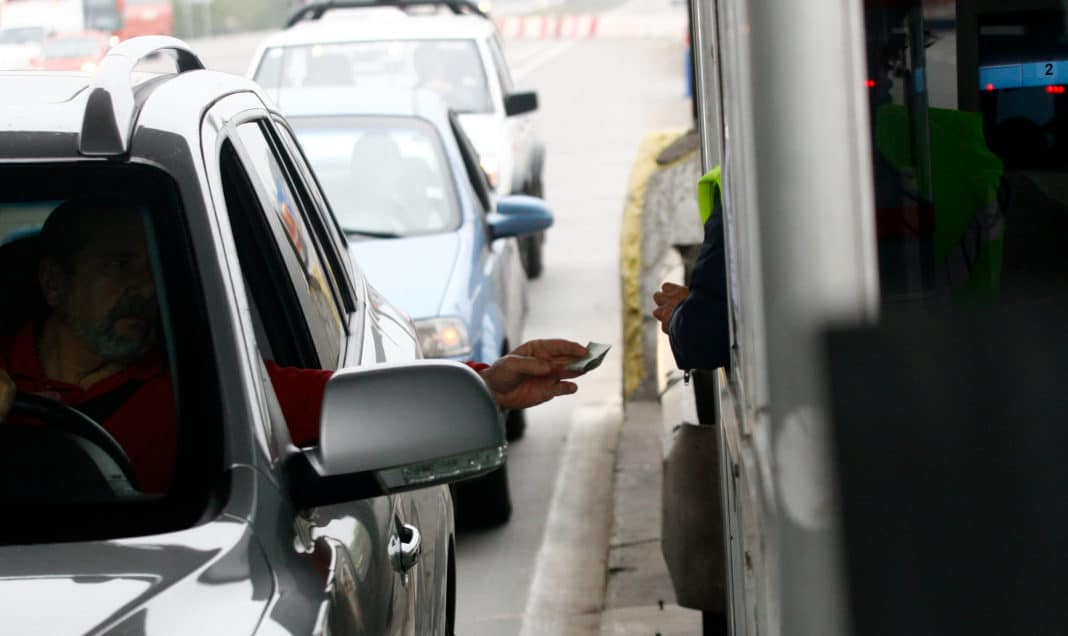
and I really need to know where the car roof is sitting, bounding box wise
[0,39,271,161]
[259,9,495,49]
[0,72,95,105]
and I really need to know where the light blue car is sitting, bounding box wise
[278,88,553,526]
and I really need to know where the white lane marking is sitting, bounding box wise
[518,400,623,636]
[512,40,576,82]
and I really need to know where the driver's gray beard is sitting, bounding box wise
[64,310,157,362]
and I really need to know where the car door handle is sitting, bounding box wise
[388,522,421,574]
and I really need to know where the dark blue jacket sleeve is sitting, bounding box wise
[668,199,731,370]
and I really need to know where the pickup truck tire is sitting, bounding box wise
[505,407,526,441]
[520,173,546,279]
[519,234,543,279]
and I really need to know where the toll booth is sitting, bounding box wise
[670,1,1068,634]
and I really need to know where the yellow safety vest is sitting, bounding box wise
[697,166,722,225]
[876,105,1005,297]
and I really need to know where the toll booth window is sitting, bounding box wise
[865,0,1068,305]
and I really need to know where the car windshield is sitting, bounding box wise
[255,39,494,114]
[290,115,461,237]
[0,27,45,45]
[41,36,101,59]
[0,163,218,543]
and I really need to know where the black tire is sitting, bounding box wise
[526,171,544,199]
[520,234,544,279]
[521,175,546,279]
[453,465,513,529]
[445,543,457,636]
[505,407,526,441]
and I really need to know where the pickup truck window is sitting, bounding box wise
[254,39,493,114]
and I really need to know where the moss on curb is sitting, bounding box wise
[620,128,691,399]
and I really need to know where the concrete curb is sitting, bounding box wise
[620,129,702,400]
[607,128,707,635]
[600,401,702,635]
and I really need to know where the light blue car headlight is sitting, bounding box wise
[414,317,472,358]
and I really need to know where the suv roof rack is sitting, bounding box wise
[79,36,205,157]
[285,0,489,29]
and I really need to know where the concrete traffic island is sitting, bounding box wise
[601,128,705,635]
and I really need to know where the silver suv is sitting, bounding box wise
[0,36,503,634]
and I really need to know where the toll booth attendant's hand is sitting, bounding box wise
[480,339,588,410]
[653,282,690,334]
[0,370,13,423]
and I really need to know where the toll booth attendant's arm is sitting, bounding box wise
[668,205,731,371]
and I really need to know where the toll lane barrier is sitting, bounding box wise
[495,14,687,40]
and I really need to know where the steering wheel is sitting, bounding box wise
[9,392,140,492]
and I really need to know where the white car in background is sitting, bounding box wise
[0,26,46,69]
[248,0,549,277]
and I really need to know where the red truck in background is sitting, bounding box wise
[82,0,172,40]
[115,0,172,39]
[1,0,172,42]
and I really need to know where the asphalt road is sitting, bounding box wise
[454,35,689,636]
[131,17,690,635]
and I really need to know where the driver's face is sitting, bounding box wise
[44,209,159,361]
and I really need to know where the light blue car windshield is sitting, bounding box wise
[291,116,461,238]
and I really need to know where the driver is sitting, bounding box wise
[349,130,406,222]
[0,197,589,492]
[413,43,457,101]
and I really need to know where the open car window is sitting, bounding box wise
[0,163,222,544]
[231,121,346,369]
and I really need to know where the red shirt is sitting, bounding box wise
[1,323,490,493]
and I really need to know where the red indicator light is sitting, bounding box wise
[985,83,996,91]
[1046,85,1065,94]
[865,79,876,88]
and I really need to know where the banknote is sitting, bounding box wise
[566,341,611,373]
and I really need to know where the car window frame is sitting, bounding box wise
[229,119,346,369]
[487,33,515,96]
[448,110,493,214]
[218,133,320,369]
[265,116,357,316]
[0,161,225,543]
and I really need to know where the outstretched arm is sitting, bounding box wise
[268,340,589,444]
[478,339,589,410]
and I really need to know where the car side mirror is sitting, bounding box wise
[287,360,505,508]
[487,194,554,240]
[504,91,538,117]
